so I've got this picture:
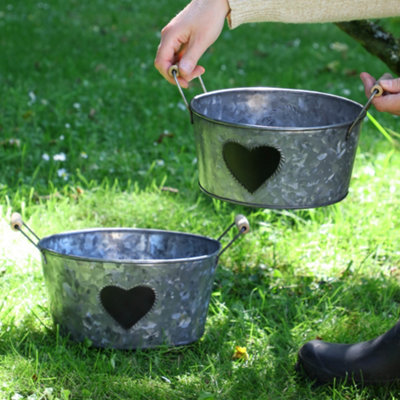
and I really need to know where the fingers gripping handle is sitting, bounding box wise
[371,73,393,97]
[347,72,393,138]
[167,64,207,112]
[168,65,190,109]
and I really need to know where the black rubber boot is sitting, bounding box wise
[297,320,400,384]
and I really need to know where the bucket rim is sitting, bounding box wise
[190,86,363,131]
[38,227,221,264]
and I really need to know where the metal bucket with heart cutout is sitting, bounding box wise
[170,67,365,209]
[10,212,249,349]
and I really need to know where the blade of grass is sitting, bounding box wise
[367,111,397,146]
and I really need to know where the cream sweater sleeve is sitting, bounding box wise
[227,0,400,28]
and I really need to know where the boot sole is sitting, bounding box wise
[296,356,400,386]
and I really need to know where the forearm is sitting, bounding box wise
[227,0,400,28]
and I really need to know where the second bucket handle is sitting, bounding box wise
[347,73,393,138]
[10,212,46,263]
[217,214,250,260]
[168,65,207,112]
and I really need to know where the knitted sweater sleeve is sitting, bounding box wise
[227,0,400,29]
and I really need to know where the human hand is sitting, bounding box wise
[360,72,400,116]
[154,0,230,88]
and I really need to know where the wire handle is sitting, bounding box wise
[217,214,250,259]
[10,212,41,251]
[347,73,393,138]
[168,65,207,111]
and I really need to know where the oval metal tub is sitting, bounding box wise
[190,87,363,209]
[10,213,250,349]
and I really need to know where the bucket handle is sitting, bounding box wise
[217,214,250,259]
[10,212,42,252]
[347,73,392,138]
[168,65,207,112]
[10,211,250,263]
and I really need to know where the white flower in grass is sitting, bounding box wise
[292,38,301,47]
[177,102,186,111]
[43,388,54,397]
[161,376,171,384]
[65,123,71,129]
[37,2,50,10]
[73,102,81,109]
[80,151,88,159]
[28,91,36,104]
[53,152,66,162]
[362,165,375,177]
[11,394,24,400]
[42,153,50,161]
[59,135,64,141]
[330,41,349,53]
[57,168,69,180]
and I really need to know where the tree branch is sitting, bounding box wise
[335,20,400,75]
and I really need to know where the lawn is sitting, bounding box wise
[1,0,400,399]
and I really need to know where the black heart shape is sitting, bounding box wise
[223,142,281,193]
[100,285,156,330]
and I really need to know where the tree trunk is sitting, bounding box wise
[335,20,400,76]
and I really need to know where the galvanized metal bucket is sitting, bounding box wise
[170,68,365,209]
[11,213,249,349]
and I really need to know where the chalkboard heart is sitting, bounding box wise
[100,285,156,330]
[223,142,281,193]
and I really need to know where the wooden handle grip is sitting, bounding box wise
[10,212,23,231]
[235,214,250,234]
[371,73,393,97]
[168,65,179,78]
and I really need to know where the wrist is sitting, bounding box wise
[194,0,230,17]
[220,0,230,17]
[221,0,232,27]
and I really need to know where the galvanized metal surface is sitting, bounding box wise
[190,88,363,209]
[38,228,221,349]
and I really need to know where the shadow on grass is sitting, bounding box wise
[5,276,400,399]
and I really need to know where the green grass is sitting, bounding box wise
[2,1,400,399]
